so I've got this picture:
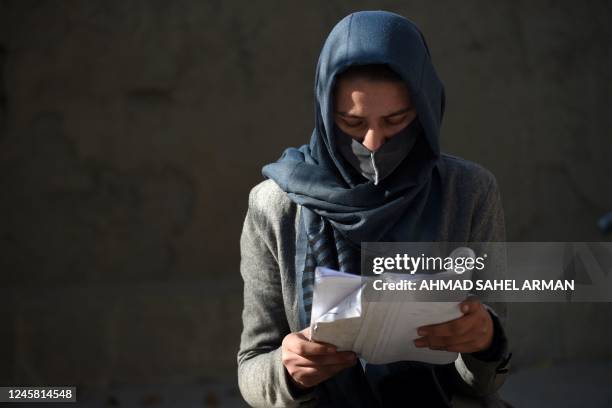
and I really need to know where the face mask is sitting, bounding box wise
[335,119,420,185]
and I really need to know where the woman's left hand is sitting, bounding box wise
[414,297,493,353]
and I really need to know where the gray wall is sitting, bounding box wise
[1,0,611,388]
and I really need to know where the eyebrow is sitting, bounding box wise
[335,106,413,119]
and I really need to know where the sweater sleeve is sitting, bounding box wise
[237,185,316,407]
[450,172,512,398]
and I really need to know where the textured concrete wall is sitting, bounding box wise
[1,0,611,388]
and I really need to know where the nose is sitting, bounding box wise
[362,127,386,152]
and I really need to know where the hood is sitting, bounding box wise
[311,10,445,186]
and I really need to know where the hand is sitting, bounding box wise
[281,327,358,390]
[413,297,493,353]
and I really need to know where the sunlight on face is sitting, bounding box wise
[334,77,416,151]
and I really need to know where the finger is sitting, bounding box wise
[420,319,493,352]
[459,297,483,314]
[295,351,358,367]
[298,327,339,350]
[414,329,480,349]
[416,310,492,349]
[417,312,479,338]
[286,335,337,356]
[415,335,455,350]
[291,358,357,387]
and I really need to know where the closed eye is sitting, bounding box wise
[385,114,408,126]
[341,118,364,128]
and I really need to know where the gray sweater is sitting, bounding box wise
[238,154,510,407]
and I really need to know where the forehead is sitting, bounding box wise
[334,77,411,113]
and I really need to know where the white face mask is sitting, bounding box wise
[335,119,420,185]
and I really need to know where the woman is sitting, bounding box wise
[238,10,511,408]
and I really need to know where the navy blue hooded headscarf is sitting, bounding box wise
[262,10,446,327]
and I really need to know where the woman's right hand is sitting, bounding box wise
[281,327,358,390]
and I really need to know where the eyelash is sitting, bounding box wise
[385,116,406,125]
[343,116,407,128]
[344,120,364,128]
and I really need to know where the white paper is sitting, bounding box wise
[309,266,469,365]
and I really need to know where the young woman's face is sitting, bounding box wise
[333,77,416,152]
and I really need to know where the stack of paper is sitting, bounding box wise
[309,267,468,365]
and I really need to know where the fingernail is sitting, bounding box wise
[414,339,425,347]
[327,347,336,353]
[462,304,469,313]
[418,329,427,336]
